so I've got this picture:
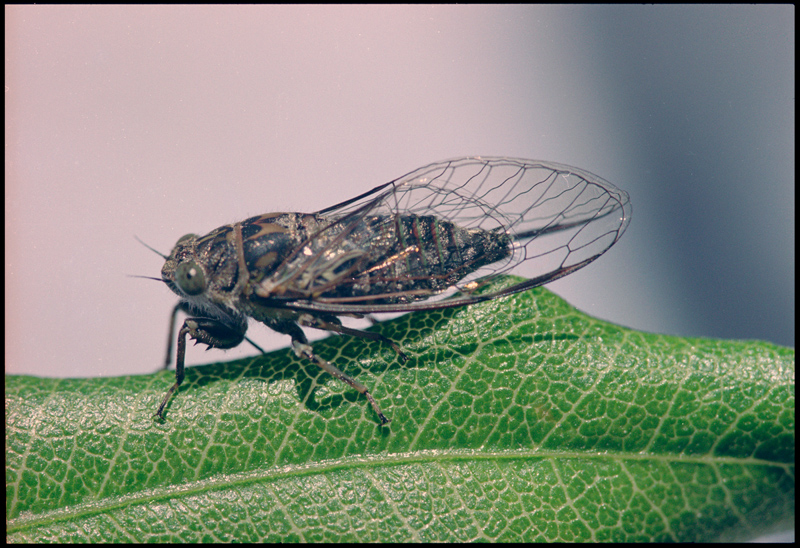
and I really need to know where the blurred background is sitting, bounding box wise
[5,5,794,541]
[6,6,793,379]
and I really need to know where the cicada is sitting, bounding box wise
[151,157,631,425]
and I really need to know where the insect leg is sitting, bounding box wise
[264,317,390,425]
[163,303,182,369]
[297,313,408,363]
[244,336,267,356]
[163,303,265,370]
[155,316,247,419]
[155,321,190,419]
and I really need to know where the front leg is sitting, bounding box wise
[155,316,247,419]
[162,303,266,369]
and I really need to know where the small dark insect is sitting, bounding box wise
[149,157,631,425]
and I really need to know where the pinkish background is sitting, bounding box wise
[6,6,793,374]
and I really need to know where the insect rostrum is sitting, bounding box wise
[154,157,631,425]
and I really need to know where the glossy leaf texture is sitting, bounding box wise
[6,277,794,542]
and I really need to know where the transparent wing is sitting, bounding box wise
[270,156,631,314]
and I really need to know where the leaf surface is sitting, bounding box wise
[6,278,795,542]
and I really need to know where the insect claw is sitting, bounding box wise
[376,409,390,425]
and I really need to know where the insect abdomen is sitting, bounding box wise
[397,215,509,282]
[240,212,511,305]
[326,214,512,305]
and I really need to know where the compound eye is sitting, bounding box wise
[175,261,206,296]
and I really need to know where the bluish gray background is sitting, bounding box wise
[5,5,794,541]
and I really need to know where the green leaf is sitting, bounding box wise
[6,277,794,542]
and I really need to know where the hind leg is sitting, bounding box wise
[297,313,408,363]
[264,316,391,425]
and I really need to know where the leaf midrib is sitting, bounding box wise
[8,447,789,532]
